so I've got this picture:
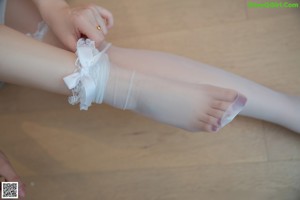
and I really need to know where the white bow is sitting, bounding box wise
[63,39,111,110]
[63,39,102,110]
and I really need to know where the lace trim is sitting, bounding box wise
[63,39,111,110]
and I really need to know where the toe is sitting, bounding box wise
[199,114,220,127]
[207,109,223,120]
[211,87,238,102]
[219,93,247,127]
[211,100,232,111]
[196,121,219,132]
[220,89,238,102]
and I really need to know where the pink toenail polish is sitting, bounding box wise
[235,94,247,108]
[212,126,218,132]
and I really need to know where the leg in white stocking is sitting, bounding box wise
[104,66,247,132]
[108,47,300,133]
[64,39,247,132]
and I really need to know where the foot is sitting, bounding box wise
[104,66,247,132]
[134,77,247,132]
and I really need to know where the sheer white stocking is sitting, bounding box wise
[64,39,247,132]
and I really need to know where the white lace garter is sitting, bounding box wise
[63,39,111,110]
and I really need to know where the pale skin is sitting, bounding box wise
[0,0,300,198]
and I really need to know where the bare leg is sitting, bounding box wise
[0,25,74,95]
[4,0,300,133]
[5,0,64,49]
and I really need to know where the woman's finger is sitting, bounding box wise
[75,14,105,48]
[96,6,114,29]
[96,18,108,35]
[90,6,108,34]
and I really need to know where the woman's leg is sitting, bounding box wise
[4,0,299,133]
[0,25,244,132]
[107,47,300,133]
[3,0,249,132]
[5,0,65,49]
[0,25,74,95]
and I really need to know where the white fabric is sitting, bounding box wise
[26,21,48,41]
[123,71,136,110]
[0,0,7,24]
[64,39,111,110]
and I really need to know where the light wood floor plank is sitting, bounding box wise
[22,161,300,200]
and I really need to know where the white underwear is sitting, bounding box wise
[26,21,48,41]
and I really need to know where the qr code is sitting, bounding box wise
[1,182,18,199]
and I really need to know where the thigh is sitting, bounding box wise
[5,0,65,49]
[5,0,42,34]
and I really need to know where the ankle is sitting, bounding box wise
[63,38,111,110]
[103,65,138,110]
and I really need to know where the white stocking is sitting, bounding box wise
[63,39,247,132]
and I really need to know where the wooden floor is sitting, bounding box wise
[1,0,300,199]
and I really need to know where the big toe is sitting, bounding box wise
[220,93,247,127]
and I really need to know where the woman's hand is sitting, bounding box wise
[34,0,114,51]
[0,151,25,199]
